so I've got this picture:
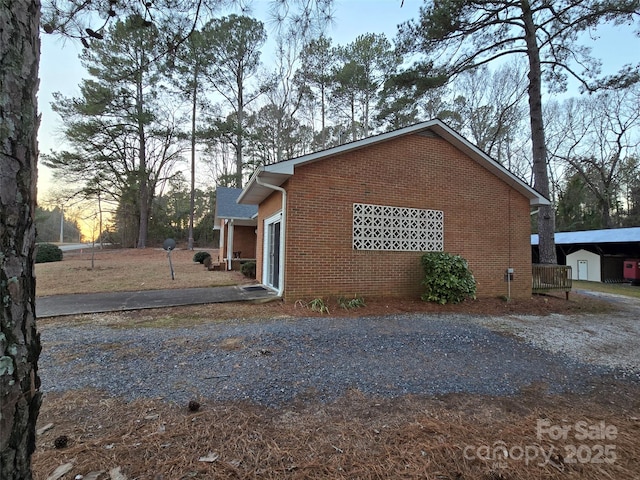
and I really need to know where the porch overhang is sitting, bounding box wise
[219,217,257,227]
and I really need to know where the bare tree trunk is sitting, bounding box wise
[0,1,42,478]
[136,64,148,249]
[137,158,149,249]
[363,90,370,138]
[235,74,244,189]
[601,198,613,228]
[98,190,103,249]
[522,1,557,264]
[320,83,326,148]
[350,95,356,141]
[188,68,198,250]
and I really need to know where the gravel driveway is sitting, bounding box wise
[38,299,640,406]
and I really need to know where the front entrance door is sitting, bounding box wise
[577,260,588,280]
[264,214,282,290]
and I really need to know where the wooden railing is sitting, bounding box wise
[532,264,572,299]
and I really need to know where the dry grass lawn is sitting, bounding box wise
[36,247,248,296]
[573,280,640,299]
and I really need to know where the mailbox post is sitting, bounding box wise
[163,238,177,280]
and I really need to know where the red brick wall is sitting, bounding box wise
[274,133,532,302]
[218,223,257,265]
[231,225,257,259]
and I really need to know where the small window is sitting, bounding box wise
[353,203,444,252]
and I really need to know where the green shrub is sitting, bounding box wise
[420,252,476,304]
[35,243,63,264]
[193,251,211,264]
[240,261,256,278]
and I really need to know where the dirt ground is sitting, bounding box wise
[32,248,640,479]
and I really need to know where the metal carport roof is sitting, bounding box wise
[531,227,640,245]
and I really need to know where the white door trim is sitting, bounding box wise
[263,211,284,292]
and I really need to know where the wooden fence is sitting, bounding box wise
[532,264,572,299]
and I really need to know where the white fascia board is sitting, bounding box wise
[236,167,263,205]
[264,162,295,175]
[530,197,551,207]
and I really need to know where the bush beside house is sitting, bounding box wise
[421,252,476,304]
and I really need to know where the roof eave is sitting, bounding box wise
[238,167,293,205]
[530,197,551,207]
[216,215,258,222]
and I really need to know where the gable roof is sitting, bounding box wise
[531,227,640,245]
[215,186,257,220]
[238,119,550,207]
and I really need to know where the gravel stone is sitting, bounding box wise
[38,312,639,406]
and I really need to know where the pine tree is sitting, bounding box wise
[398,0,640,263]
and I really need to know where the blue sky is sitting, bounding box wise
[37,0,639,198]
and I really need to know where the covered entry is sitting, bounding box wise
[213,186,258,271]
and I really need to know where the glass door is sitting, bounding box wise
[264,214,282,290]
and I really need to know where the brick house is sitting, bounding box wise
[237,120,549,301]
[213,186,257,270]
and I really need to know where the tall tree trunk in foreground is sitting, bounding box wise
[0,0,43,478]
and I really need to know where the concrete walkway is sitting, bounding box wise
[36,285,278,318]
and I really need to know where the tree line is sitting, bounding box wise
[34,206,81,243]
[42,6,640,251]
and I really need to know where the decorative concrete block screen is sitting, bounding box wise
[353,203,444,251]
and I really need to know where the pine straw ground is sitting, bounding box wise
[33,247,640,479]
[33,382,640,480]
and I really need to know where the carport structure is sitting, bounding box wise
[531,227,640,282]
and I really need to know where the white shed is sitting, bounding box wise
[566,249,601,281]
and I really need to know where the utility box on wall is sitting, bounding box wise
[624,259,640,283]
